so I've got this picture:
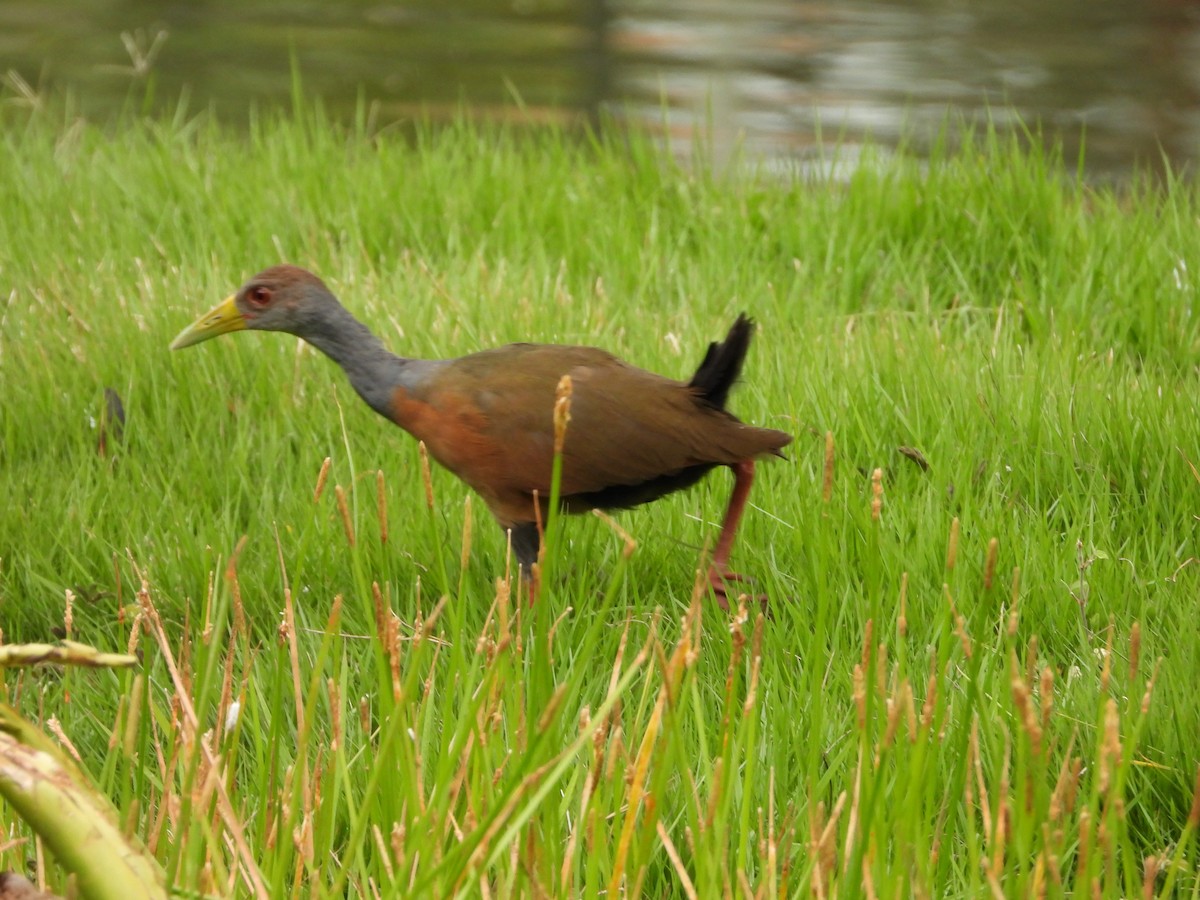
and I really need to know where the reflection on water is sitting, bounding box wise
[3,0,1199,177]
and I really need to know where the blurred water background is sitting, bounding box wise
[3,0,1199,178]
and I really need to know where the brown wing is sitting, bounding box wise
[413,343,788,526]
[561,360,781,488]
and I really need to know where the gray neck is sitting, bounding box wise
[296,303,440,418]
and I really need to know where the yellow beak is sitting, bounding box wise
[169,295,246,349]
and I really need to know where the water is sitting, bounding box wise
[3,0,1199,178]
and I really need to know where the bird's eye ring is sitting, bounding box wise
[247,286,272,307]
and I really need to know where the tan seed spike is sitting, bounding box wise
[371,581,386,639]
[313,456,331,503]
[126,609,144,656]
[1076,809,1091,881]
[946,585,971,659]
[536,684,568,733]
[1011,675,1041,756]
[882,693,902,754]
[283,588,304,738]
[945,517,960,571]
[227,534,249,639]
[387,615,402,702]
[1141,855,1159,900]
[44,716,81,764]
[920,659,939,731]
[1140,658,1160,715]
[554,374,573,455]
[992,738,1012,873]
[63,588,74,640]
[808,799,827,897]
[217,637,236,744]
[901,679,917,742]
[1098,698,1120,794]
[871,467,883,520]
[821,792,846,888]
[460,495,473,573]
[967,720,984,831]
[860,855,878,899]
[418,440,434,511]
[376,469,388,544]
[657,821,698,900]
[744,614,764,714]
[593,509,638,559]
[335,485,355,547]
[852,663,867,731]
[984,537,998,590]
[328,677,341,751]
[1039,666,1054,733]
[358,696,370,737]
[1007,567,1022,637]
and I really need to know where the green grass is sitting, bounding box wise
[1,102,1199,897]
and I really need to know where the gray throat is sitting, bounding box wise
[297,303,442,419]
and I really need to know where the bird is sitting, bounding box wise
[0,873,59,900]
[171,265,791,607]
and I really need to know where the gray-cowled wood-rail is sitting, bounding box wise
[171,266,792,606]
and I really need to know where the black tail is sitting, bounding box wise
[688,314,754,410]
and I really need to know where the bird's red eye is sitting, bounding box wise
[247,286,272,307]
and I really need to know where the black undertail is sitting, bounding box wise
[564,463,717,513]
[688,313,754,410]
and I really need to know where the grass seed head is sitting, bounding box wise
[861,618,874,672]
[984,537,998,590]
[1139,659,1159,715]
[853,663,867,731]
[418,440,434,510]
[1039,666,1054,732]
[881,695,902,754]
[460,494,473,572]
[1098,698,1121,795]
[376,469,388,544]
[352,696,367,739]
[313,456,331,503]
[63,588,74,640]
[945,517,959,571]
[1141,855,1159,900]
[553,374,573,455]
[946,586,972,659]
[1007,567,1022,636]
[920,659,939,732]
[1011,676,1042,756]
[335,484,355,546]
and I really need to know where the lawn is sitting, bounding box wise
[1,104,1198,897]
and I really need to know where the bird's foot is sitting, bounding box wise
[707,569,768,615]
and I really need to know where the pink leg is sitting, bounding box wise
[707,460,757,610]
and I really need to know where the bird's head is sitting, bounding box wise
[170,265,335,349]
